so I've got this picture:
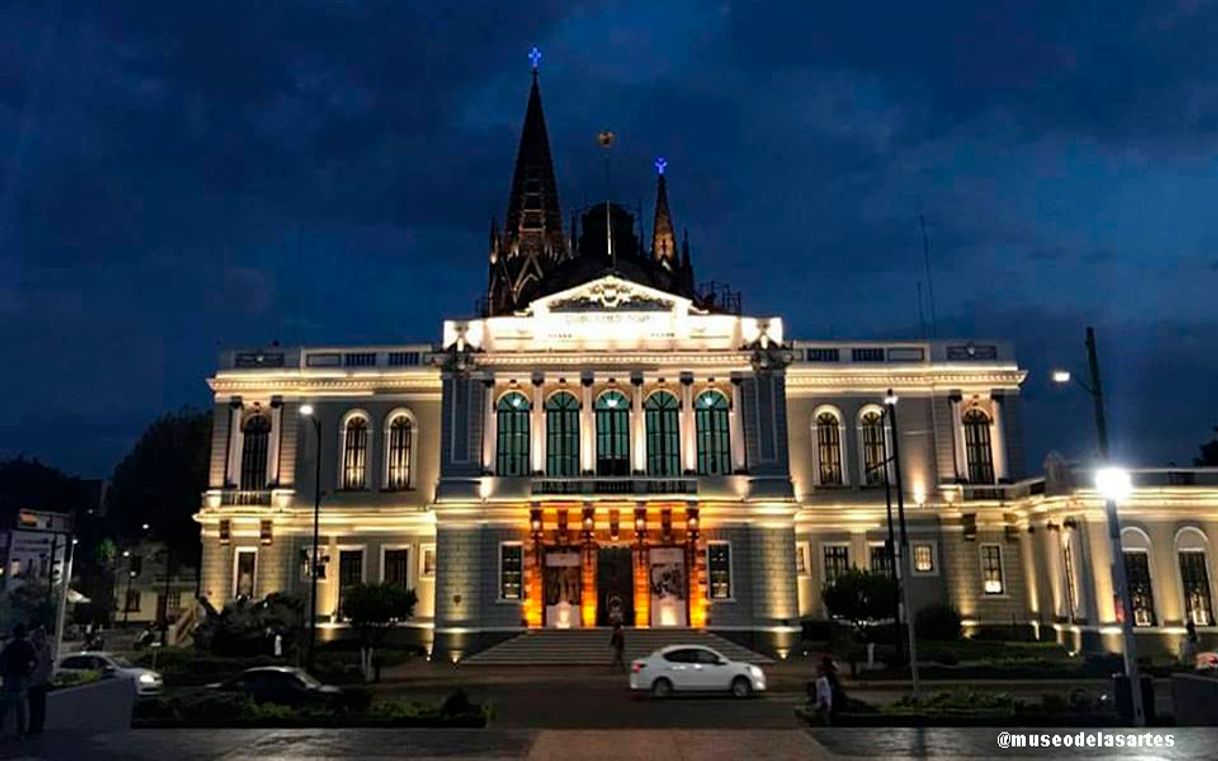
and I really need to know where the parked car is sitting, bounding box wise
[56,651,163,696]
[629,645,766,698]
[208,666,342,706]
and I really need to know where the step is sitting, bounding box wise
[463,628,772,665]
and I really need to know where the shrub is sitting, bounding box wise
[915,603,963,641]
[822,569,897,630]
[193,592,305,657]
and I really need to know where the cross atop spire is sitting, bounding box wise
[651,158,676,267]
[528,46,542,72]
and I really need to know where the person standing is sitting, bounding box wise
[1180,620,1200,669]
[609,623,625,671]
[27,627,53,735]
[0,623,37,738]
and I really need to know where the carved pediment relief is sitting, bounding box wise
[546,278,675,313]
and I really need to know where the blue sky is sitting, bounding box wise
[2,1,1216,476]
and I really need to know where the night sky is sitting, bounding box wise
[3,2,1216,477]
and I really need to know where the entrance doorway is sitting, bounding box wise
[597,547,634,626]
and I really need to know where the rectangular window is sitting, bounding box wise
[869,543,892,575]
[383,548,411,588]
[851,347,886,362]
[387,351,421,367]
[337,549,364,619]
[980,544,1005,595]
[421,545,436,578]
[500,543,523,600]
[795,543,809,576]
[708,542,732,599]
[343,352,377,367]
[805,347,840,362]
[823,545,850,585]
[1123,551,1155,627]
[913,543,935,573]
[1179,550,1213,626]
[124,588,141,613]
[234,548,257,598]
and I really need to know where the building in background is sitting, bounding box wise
[195,62,1218,660]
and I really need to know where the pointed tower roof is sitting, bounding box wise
[651,157,676,268]
[486,48,567,315]
[503,56,565,261]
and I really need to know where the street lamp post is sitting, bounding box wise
[884,389,921,700]
[1053,326,1145,726]
[300,404,323,673]
[868,407,903,666]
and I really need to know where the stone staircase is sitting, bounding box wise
[463,628,772,665]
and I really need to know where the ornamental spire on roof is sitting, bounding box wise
[650,156,677,269]
[487,47,567,315]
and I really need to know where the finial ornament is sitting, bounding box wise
[529,46,542,70]
[655,156,667,175]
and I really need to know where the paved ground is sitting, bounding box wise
[7,727,1218,760]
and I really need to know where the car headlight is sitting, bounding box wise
[139,673,158,684]
[747,665,763,678]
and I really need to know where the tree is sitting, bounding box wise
[106,408,212,568]
[193,592,305,657]
[822,568,897,632]
[341,583,417,681]
[1197,426,1218,467]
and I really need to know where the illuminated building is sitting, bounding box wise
[196,59,1218,659]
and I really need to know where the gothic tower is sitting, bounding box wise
[486,58,566,315]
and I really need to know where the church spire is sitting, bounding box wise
[487,47,567,315]
[651,157,677,268]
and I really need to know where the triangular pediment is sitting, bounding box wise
[532,275,694,315]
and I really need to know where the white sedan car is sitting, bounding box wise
[630,645,766,698]
[57,651,163,696]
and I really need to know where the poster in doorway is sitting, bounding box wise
[648,547,687,627]
[544,550,582,628]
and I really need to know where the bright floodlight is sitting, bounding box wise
[1052,369,1072,384]
[141,523,150,531]
[1095,466,1133,502]
[300,404,315,416]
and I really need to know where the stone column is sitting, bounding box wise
[531,376,545,474]
[990,393,1008,481]
[267,398,283,486]
[680,374,695,473]
[949,392,966,480]
[225,399,243,487]
[729,377,745,473]
[631,376,646,473]
[482,378,496,472]
[580,376,594,473]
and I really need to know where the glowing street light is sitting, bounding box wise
[1096,466,1133,503]
[299,404,315,417]
[1051,369,1072,384]
[300,401,323,671]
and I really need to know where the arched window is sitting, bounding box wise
[962,408,995,484]
[644,390,681,476]
[1177,528,1214,626]
[385,414,413,491]
[695,390,731,475]
[545,391,580,476]
[239,414,271,490]
[496,392,531,476]
[1121,527,1156,627]
[859,408,887,486]
[815,410,844,485]
[341,415,369,490]
[595,390,630,476]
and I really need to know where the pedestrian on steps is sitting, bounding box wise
[610,623,625,671]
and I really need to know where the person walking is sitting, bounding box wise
[609,622,625,671]
[0,623,37,738]
[811,655,842,725]
[27,627,53,735]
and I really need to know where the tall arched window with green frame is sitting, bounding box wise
[695,390,731,475]
[545,391,580,476]
[595,390,630,476]
[496,392,531,476]
[645,390,681,476]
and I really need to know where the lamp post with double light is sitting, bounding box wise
[884,389,921,700]
[1053,326,1144,726]
[299,404,323,672]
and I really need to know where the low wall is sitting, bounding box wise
[46,677,135,732]
[1171,673,1218,726]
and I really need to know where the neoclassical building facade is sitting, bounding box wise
[196,66,1218,659]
